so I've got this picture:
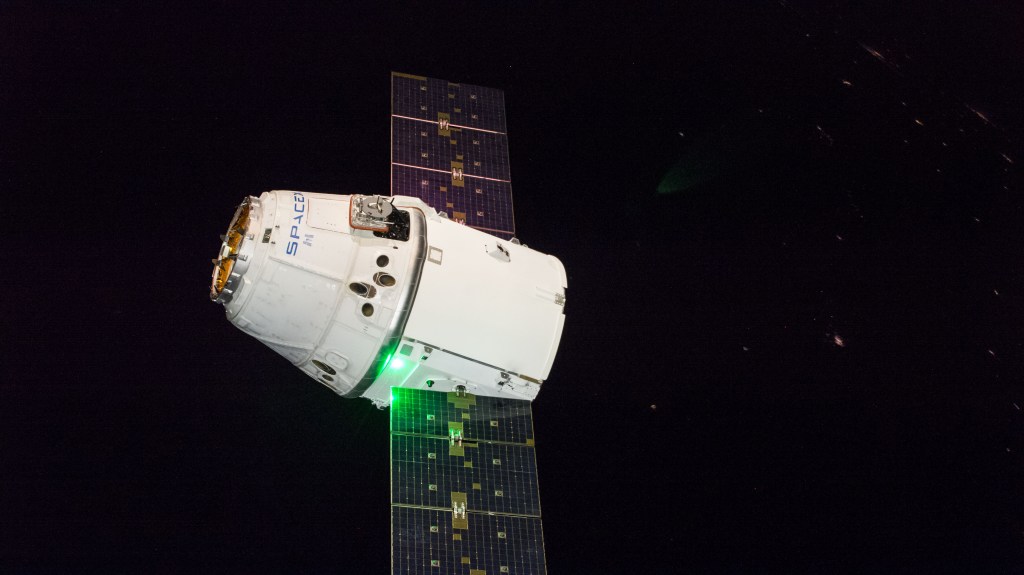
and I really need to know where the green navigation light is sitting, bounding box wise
[390,357,406,370]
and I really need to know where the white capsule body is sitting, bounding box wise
[216,190,566,407]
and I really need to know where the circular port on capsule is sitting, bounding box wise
[373,272,396,287]
[311,360,337,375]
[362,303,374,317]
[348,282,377,298]
[320,374,334,383]
[376,255,389,267]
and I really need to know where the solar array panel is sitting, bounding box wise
[390,388,546,574]
[390,385,535,445]
[390,72,516,239]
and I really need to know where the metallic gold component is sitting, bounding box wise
[461,557,471,564]
[451,160,464,187]
[437,112,451,137]
[450,440,478,458]
[210,198,252,301]
[451,492,468,530]
[447,392,476,410]
[448,421,464,447]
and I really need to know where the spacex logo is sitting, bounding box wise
[285,192,305,255]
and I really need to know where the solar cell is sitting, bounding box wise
[391,435,541,516]
[391,72,516,239]
[392,506,546,575]
[389,387,535,445]
[391,388,546,574]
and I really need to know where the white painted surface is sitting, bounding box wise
[402,215,567,382]
[214,190,567,407]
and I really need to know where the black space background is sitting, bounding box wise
[3,2,1024,573]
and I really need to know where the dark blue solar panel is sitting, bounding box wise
[391,166,514,236]
[391,72,516,239]
[392,507,546,575]
[391,116,511,180]
[391,72,508,133]
[391,435,541,516]
[389,387,535,444]
[391,388,546,575]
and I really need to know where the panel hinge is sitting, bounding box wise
[449,427,463,447]
[451,492,469,530]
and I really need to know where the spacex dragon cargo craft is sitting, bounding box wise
[210,73,562,574]
[210,72,566,409]
[209,190,566,408]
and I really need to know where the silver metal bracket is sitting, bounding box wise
[452,500,466,520]
[449,428,463,447]
[350,194,394,232]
